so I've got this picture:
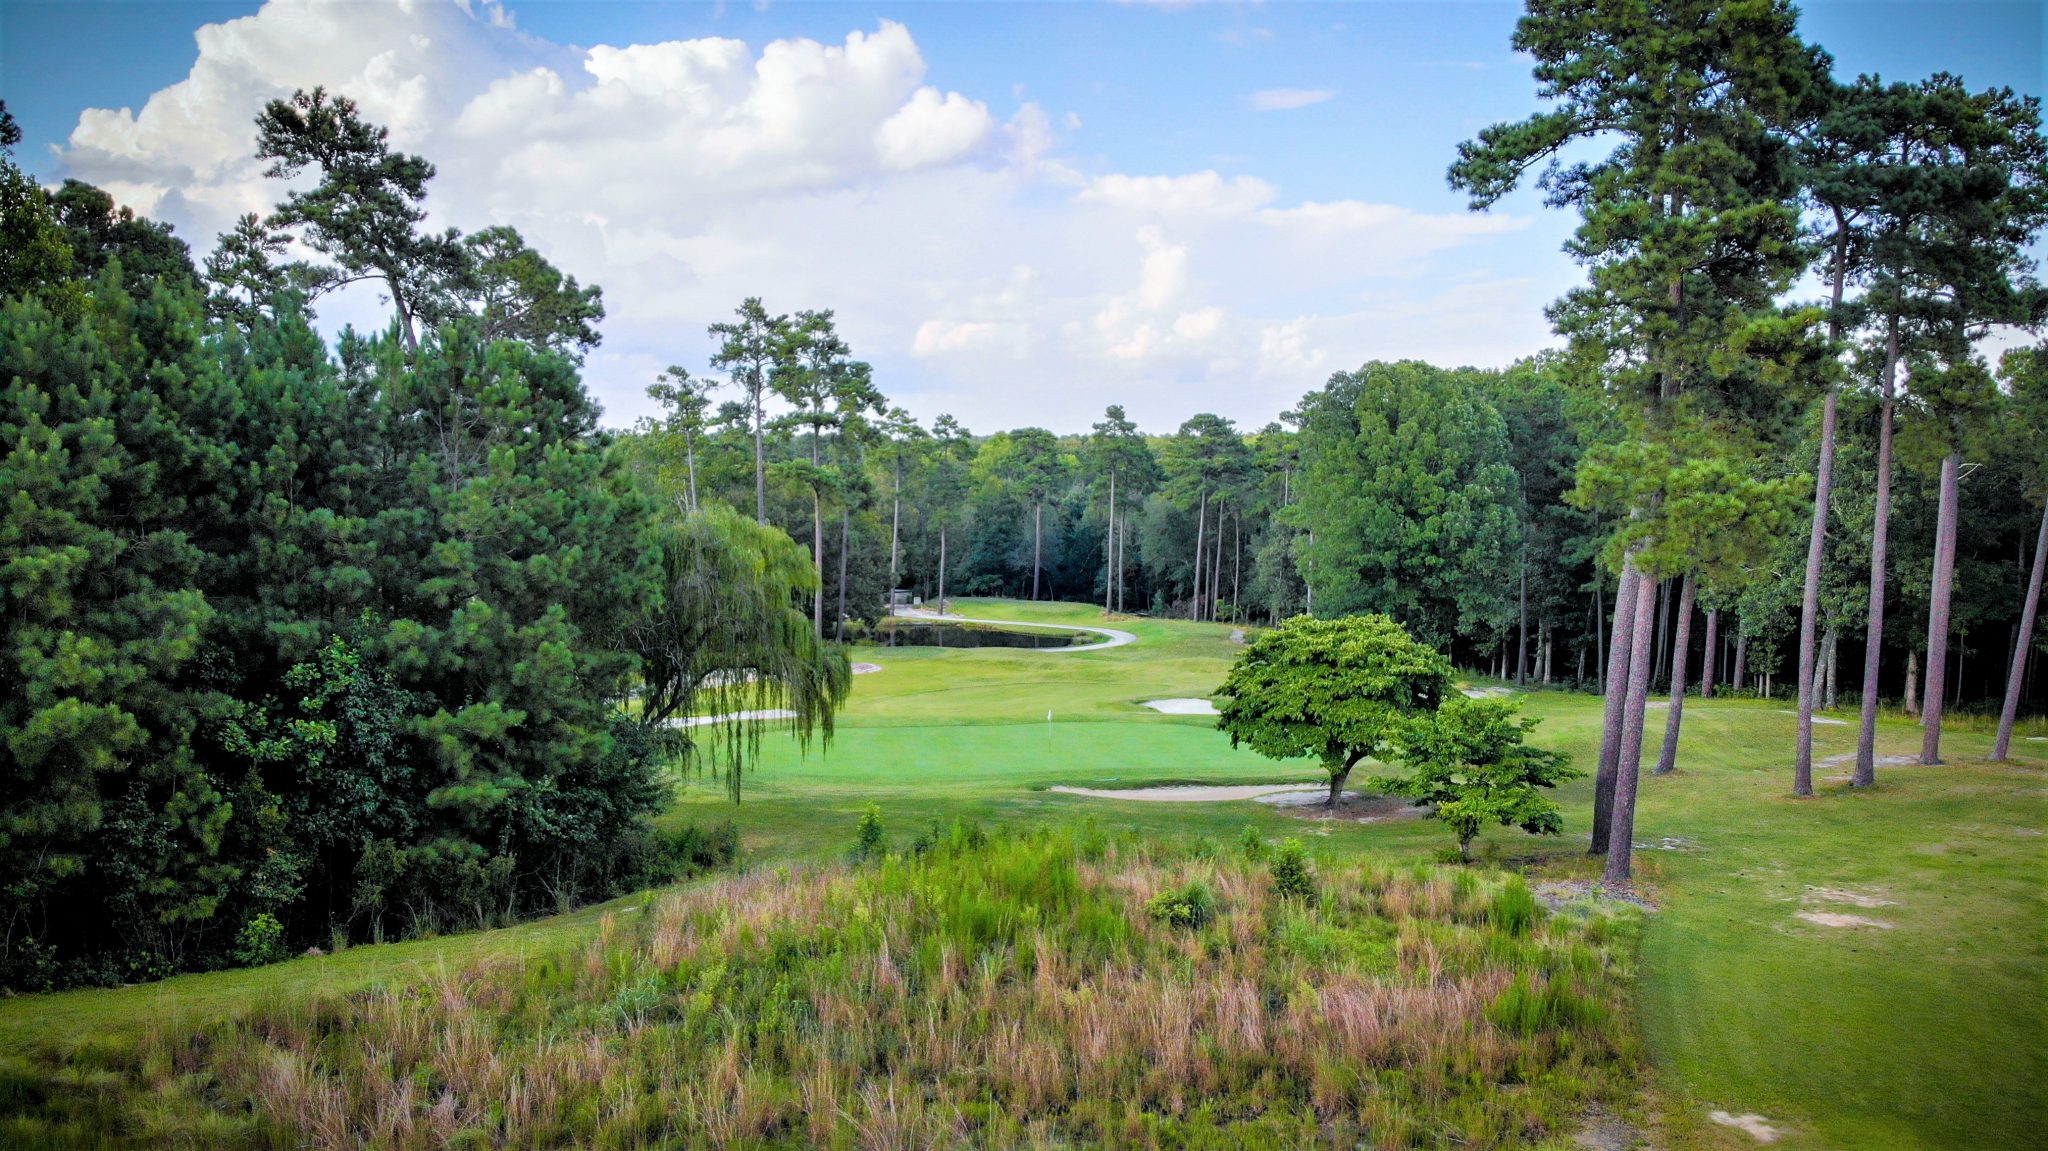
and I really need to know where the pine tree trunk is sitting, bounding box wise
[1904,649,1919,717]
[1591,559,1642,855]
[1594,576,1607,693]
[753,395,768,526]
[1794,383,1841,794]
[1517,549,1529,688]
[1032,502,1044,601]
[813,491,826,639]
[1603,569,1660,885]
[1652,579,1671,691]
[1732,629,1748,698]
[1822,626,1839,712]
[890,458,902,588]
[1921,451,1961,765]
[937,527,948,615]
[1190,489,1207,621]
[1855,317,1900,787]
[1701,607,1720,698]
[1231,514,1242,623]
[836,508,851,643]
[1543,624,1554,685]
[685,430,699,514]
[1105,469,1117,615]
[1655,573,1697,776]
[1994,500,2048,761]
[1210,509,1226,622]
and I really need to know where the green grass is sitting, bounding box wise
[3,597,2042,1150]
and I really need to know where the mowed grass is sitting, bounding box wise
[1,597,2041,1150]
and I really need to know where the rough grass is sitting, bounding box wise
[1,827,1642,1150]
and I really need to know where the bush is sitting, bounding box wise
[1271,838,1317,902]
[234,914,286,967]
[1238,823,1269,861]
[1146,880,1219,930]
[1489,874,1539,937]
[850,804,887,863]
[1486,971,1602,1035]
[661,820,740,877]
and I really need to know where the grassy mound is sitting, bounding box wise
[3,825,1641,1149]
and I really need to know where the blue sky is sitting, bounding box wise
[2,1,2042,431]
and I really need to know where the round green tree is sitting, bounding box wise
[1214,615,1453,807]
[1377,696,1581,861]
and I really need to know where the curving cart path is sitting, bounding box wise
[890,607,1136,651]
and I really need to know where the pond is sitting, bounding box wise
[878,621,1100,649]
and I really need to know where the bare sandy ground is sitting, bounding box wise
[1047,783,1323,802]
[1141,698,1218,715]
[1709,1110,1783,1143]
[851,662,883,674]
[1795,910,1894,929]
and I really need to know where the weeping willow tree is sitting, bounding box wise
[632,504,852,799]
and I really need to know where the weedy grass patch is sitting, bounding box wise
[1,825,1642,1150]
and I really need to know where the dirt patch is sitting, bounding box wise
[1708,1111,1782,1143]
[1632,836,1696,852]
[1795,910,1894,929]
[1141,698,1218,715]
[851,662,883,674]
[1776,710,1847,725]
[1047,783,1323,803]
[1533,879,1657,912]
[1803,886,1896,909]
[1571,1110,1644,1150]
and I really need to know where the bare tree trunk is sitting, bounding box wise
[1701,607,1720,698]
[1591,559,1642,855]
[1656,573,1697,776]
[937,526,948,615]
[1855,316,1900,786]
[1603,570,1660,886]
[1231,513,1242,622]
[1594,575,1606,693]
[752,396,768,526]
[836,507,851,642]
[1517,549,1529,688]
[812,491,826,639]
[1994,500,2048,761]
[1794,382,1841,794]
[1652,579,1671,691]
[1542,623,1554,685]
[1105,468,1117,615]
[1733,628,1748,698]
[1190,489,1208,621]
[889,457,902,588]
[685,429,699,514]
[1032,502,1044,602]
[1921,451,1961,764]
[1210,508,1226,621]
[1904,649,1919,717]
[1822,626,1839,712]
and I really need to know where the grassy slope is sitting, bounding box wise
[4,597,2041,1149]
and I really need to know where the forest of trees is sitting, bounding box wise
[3,0,2045,985]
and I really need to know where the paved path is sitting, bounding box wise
[891,608,1136,651]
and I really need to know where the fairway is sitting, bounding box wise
[3,599,2041,1150]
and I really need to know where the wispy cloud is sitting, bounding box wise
[1248,88,1333,112]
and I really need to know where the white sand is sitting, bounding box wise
[1142,698,1218,715]
[1047,784,1323,803]
[851,662,883,675]
[667,709,798,729]
[891,608,1137,650]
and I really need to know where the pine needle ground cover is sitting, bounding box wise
[1,828,1640,1150]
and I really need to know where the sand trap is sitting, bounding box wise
[1708,1111,1782,1143]
[1804,887,1896,909]
[667,709,798,729]
[1795,910,1894,929]
[851,662,883,675]
[1142,698,1218,715]
[1048,784,1322,803]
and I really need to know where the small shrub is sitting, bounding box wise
[1487,972,1603,1035]
[1146,880,1218,930]
[910,819,944,857]
[1271,839,1316,903]
[1489,874,1539,937]
[1238,824,1268,861]
[850,804,887,863]
[234,914,286,967]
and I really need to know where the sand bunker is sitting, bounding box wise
[1142,698,1218,715]
[1804,886,1896,908]
[667,709,798,729]
[1795,910,1894,929]
[851,662,883,675]
[1047,784,1322,802]
[1708,1111,1782,1143]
